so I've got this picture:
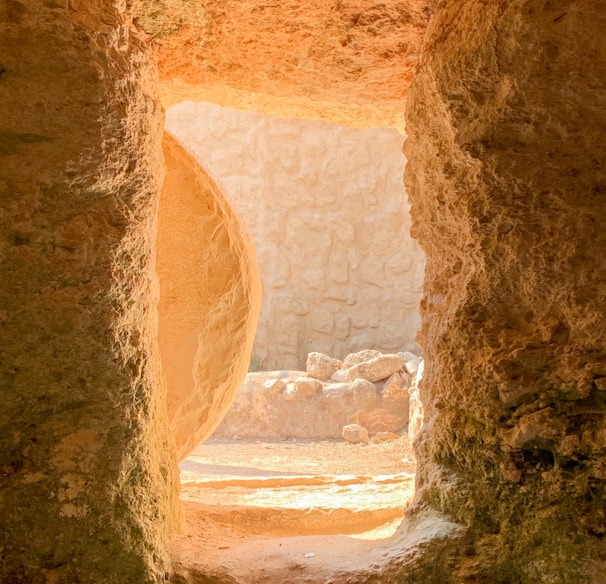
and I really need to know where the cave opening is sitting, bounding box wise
[3,1,605,583]
[159,100,428,579]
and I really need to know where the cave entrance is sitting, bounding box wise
[164,102,427,581]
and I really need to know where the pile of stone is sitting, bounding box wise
[213,349,423,443]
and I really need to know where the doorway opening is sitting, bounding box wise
[162,102,429,582]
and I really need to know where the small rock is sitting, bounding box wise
[306,352,343,381]
[345,354,405,383]
[371,431,400,444]
[348,408,404,436]
[352,378,379,410]
[330,369,349,382]
[343,349,382,368]
[342,423,369,444]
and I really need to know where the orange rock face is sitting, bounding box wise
[157,133,262,460]
[132,0,431,127]
[405,0,606,579]
[0,2,179,582]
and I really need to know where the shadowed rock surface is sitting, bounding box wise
[405,1,606,581]
[0,2,179,582]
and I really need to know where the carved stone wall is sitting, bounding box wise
[405,1,606,581]
[167,102,424,369]
[0,2,179,581]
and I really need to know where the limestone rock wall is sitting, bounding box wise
[0,2,179,582]
[167,102,424,370]
[405,1,606,581]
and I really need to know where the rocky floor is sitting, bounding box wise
[172,435,420,583]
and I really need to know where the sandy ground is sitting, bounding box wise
[182,434,416,477]
[171,435,420,583]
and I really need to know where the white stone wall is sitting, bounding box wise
[166,102,425,369]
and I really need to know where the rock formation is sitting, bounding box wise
[132,0,431,128]
[2,0,605,582]
[214,351,415,439]
[342,423,370,444]
[405,1,606,580]
[158,133,261,460]
[0,3,179,582]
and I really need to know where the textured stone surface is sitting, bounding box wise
[0,2,179,581]
[344,354,405,383]
[306,351,343,381]
[407,359,425,456]
[132,0,431,129]
[405,1,606,581]
[213,372,353,439]
[352,378,380,411]
[167,102,424,369]
[293,377,323,396]
[6,0,606,582]
[343,349,383,368]
[348,409,405,436]
[382,372,410,422]
[342,424,370,444]
[158,133,262,460]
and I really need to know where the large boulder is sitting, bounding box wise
[344,354,405,383]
